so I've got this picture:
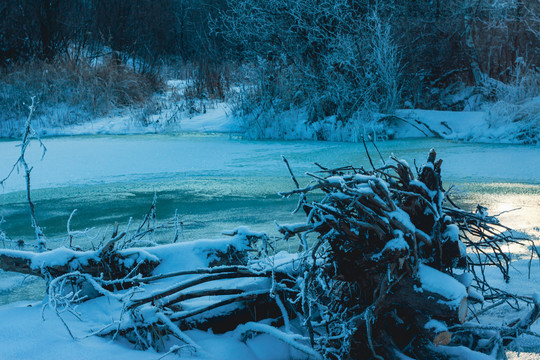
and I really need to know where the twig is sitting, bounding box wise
[170,290,270,321]
[282,155,300,189]
[369,136,386,165]
[0,98,47,251]
[128,270,274,309]
[361,136,376,171]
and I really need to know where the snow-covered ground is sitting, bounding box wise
[0,233,310,360]
[36,99,236,137]
[392,109,487,139]
[0,236,538,360]
[18,79,538,145]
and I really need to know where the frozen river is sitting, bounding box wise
[0,134,538,243]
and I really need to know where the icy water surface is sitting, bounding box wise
[0,134,538,303]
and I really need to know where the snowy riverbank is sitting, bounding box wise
[0,232,539,360]
[0,93,538,359]
[25,102,539,145]
[8,80,537,145]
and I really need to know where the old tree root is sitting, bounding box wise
[1,149,539,359]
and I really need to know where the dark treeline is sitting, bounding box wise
[1,0,539,114]
[0,0,226,68]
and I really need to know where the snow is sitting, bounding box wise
[409,180,437,200]
[353,174,378,182]
[0,301,161,360]
[417,264,467,307]
[235,322,322,359]
[442,224,459,241]
[465,259,540,355]
[0,247,160,277]
[507,352,540,360]
[31,79,237,138]
[5,231,535,359]
[479,259,540,300]
[325,176,346,186]
[391,106,540,144]
[454,271,474,288]
[4,76,534,145]
[3,255,535,360]
[435,345,496,360]
[388,209,416,232]
[382,232,409,251]
[393,109,487,140]
[372,231,409,260]
[0,299,305,360]
[442,224,467,257]
[442,224,460,242]
[178,104,235,133]
[424,319,448,333]
[467,289,484,303]
[0,243,537,358]
[144,236,252,275]
[0,236,312,360]
[0,247,97,271]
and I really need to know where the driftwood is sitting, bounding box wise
[0,233,159,281]
[273,148,537,359]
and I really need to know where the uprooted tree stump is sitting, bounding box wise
[0,149,538,359]
[274,149,474,359]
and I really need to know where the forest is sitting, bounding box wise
[1,0,539,142]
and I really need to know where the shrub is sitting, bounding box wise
[482,62,540,144]
[0,58,163,136]
[221,1,402,125]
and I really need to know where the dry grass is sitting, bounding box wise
[179,62,231,101]
[0,58,163,136]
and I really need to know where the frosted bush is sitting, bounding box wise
[486,97,540,144]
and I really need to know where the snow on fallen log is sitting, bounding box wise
[0,245,159,280]
[387,264,469,325]
[417,264,468,313]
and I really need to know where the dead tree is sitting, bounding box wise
[275,148,538,359]
[0,97,46,251]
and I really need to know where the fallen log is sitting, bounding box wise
[0,245,159,280]
[386,265,469,325]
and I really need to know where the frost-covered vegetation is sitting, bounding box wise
[0,59,163,137]
[1,0,539,143]
[219,0,540,144]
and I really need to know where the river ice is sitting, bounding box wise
[0,135,538,195]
